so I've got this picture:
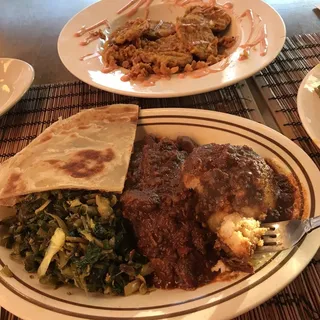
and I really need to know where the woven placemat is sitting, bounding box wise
[0,81,262,162]
[242,32,320,320]
[254,32,320,169]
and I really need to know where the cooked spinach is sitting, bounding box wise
[0,190,153,296]
[77,242,102,270]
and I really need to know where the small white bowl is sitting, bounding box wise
[0,58,35,117]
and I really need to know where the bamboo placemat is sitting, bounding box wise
[243,32,320,320]
[254,32,320,169]
[0,81,263,163]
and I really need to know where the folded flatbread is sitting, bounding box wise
[0,104,139,206]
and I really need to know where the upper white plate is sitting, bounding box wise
[297,64,320,148]
[1,108,319,320]
[58,0,286,98]
[0,58,34,117]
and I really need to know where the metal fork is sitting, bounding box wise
[257,216,320,252]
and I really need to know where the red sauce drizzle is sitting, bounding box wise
[222,2,233,10]
[142,74,162,86]
[79,52,100,61]
[239,9,268,58]
[189,58,231,78]
[102,66,118,73]
[117,0,153,18]
[116,0,219,17]
[74,19,110,37]
[79,32,101,46]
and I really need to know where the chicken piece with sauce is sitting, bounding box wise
[214,213,267,273]
[182,143,278,231]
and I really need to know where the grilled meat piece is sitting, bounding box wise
[121,189,160,213]
[184,5,232,32]
[123,35,192,78]
[104,34,192,77]
[176,15,219,61]
[145,20,176,39]
[103,44,138,68]
[218,35,236,49]
[103,4,234,79]
[109,18,149,44]
[138,51,193,70]
[141,34,187,53]
[141,35,192,70]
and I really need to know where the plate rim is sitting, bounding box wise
[297,64,320,148]
[0,57,35,117]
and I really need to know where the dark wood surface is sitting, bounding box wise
[1,0,319,85]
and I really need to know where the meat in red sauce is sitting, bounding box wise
[122,136,296,289]
[122,136,218,289]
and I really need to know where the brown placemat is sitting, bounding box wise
[236,258,320,320]
[0,81,263,162]
[254,32,320,169]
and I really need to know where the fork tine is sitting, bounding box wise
[257,219,308,252]
[260,222,277,228]
[262,240,279,246]
[256,245,280,252]
[263,230,278,237]
[258,224,283,251]
[258,236,286,251]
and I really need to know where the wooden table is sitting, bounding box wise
[0,0,319,85]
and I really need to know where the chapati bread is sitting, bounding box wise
[0,104,139,206]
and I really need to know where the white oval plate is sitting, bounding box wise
[57,0,286,98]
[297,64,320,148]
[0,58,34,117]
[1,109,319,320]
